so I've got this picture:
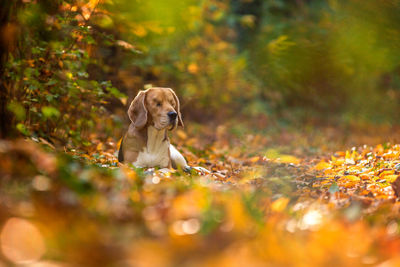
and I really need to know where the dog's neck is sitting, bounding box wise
[146,126,168,150]
[134,126,169,168]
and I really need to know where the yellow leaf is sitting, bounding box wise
[332,158,345,166]
[87,0,99,10]
[267,35,295,55]
[271,197,289,212]
[385,175,398,183]
[340,175,360,182]
[313,161,331,170]
[119,97,127,105]
[96,142,103,151]
[375,144,384,154]
[249,156,260,163]
[133,25,147,37]
[176,129,188,140]
[278,155,300,165]
[324,169,335,175]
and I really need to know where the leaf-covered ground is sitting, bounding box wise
[2,123,400,266]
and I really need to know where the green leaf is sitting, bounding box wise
[108,86,126,98]
[46,79,58,86]
[7,101,26,121]
[82,35,96,45]
[42,106,60,119]
[16,123,29,135]
[328,182,339,193]
[45,95,54,102]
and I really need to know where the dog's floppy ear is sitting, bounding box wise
[128,90,148,129]
[168,88,184,128]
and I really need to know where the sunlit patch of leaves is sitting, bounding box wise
[309,144,400,208]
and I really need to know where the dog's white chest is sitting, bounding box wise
[134,126,169,168]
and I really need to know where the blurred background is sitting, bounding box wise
[2,0,400,145]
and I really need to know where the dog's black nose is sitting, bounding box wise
[168,111,177,120]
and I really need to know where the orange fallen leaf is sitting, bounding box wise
[176,130,188,140]
[313,161,331,170]
[249,156,260,163]
[360,174,370,180]
[380,170,395,178]
[335,151,346,157]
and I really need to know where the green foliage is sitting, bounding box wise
[4,0,125,145]
[5,0,400,146]
[99,0,400,123]
[249,0,400,122]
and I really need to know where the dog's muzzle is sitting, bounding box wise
[168,111,177,123]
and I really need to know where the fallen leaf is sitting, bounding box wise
[314,161,331,170]
[271,197,290,212]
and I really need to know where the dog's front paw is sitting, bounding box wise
[183,166,192,173]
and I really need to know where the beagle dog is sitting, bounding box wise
[118,87,189,170]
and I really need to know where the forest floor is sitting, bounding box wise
[2,122,400,266]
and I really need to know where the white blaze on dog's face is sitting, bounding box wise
[128,87,183,130]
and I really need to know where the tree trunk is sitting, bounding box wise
[0,0,20,138]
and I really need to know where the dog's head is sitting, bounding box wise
[128,87,183,130]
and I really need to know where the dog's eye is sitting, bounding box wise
[156,102,162,107]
